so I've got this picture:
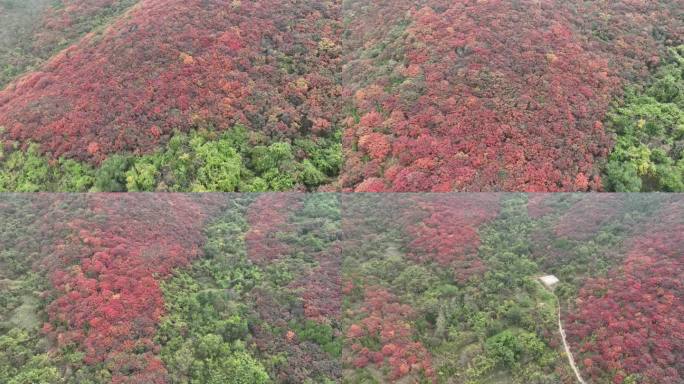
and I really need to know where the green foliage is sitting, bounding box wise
[291,321,342,357]
[393,264,439,294]
[0,329,59,384]
[157,197,270,383]
[605,45,684,191]
[158,270,269,383]
[0,144,51,192]
[251,142,294,174]
[530,194,665,302]
[93,154,132,192]
[0,126,341,191]
[300,159,326,187]
[485,330,546,369]
[345,195,564,383]
[0,142,97,192]
[125,157,160,192]
[294,135,343,176]
[0,0,21,10]
[160,194,344,382]
[193,337,268,384]
[191,136,242,192]
[57,158,95,192]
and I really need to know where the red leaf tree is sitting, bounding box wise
[345,286,436,382]
[340,0,682,192]
[42,195,212,383]
[565,200,684,384]
[0,0,341,163]
[404,194,500,283]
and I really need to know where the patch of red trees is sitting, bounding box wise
[245,193,303,264]
[527,194,559,219]
[346,286,435,382]
[250,285,341,382]
[554,194,624,240]
[248,194,345,323]
[290,246,343,323]
[340,0,682,191]
[565,200,684,384]
[404,194,500,283]
[0,0,341,163]
[246,194,344,380]
[42,195,211,383]
[2,1,683,192]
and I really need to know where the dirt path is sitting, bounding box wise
[557,299,587,384]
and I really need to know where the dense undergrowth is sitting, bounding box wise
[0,196,72,384]
[159,194,345,383]
[156,196,270,383]
[340,195,566,383]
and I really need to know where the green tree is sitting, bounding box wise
[125,157,160,191]
[57,158,95,191]
[0,144,51,192]
[92,154,133,192]
[192,137,242,191]
[0,329,59,384]
[191,337,268,384]
[604,45,684,191]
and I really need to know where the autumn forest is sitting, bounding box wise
[1,194,682,383]
[0,2,682,384]
[0,0,682,192]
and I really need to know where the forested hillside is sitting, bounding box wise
[0,0,682,191]
[339,0,682,191]
[0,0,139,89]
[1,194,681,383]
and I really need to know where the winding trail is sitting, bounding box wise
[556,297,587,384]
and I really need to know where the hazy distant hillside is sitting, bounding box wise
[0,0,139,88]
[1,0,52,86]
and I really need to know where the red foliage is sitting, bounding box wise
[345,286,436,382]
[2,1,683,192]
[565,200,684,384]
[244,194,303,264]
[0,0,340,162]
[554,194,624,240]
[358,132,391,161]
[43,195,211,383]
[340,0,682,191]
[405,194,500,283]
[353,177,386,192]
[527,194,557,219]
[289,245,343,323]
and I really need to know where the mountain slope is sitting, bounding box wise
[0,0,682,192]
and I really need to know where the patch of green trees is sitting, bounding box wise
[604,45,684,191]
[0,197,60,384]
[157,196,269,383]
[0,126,342,192]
